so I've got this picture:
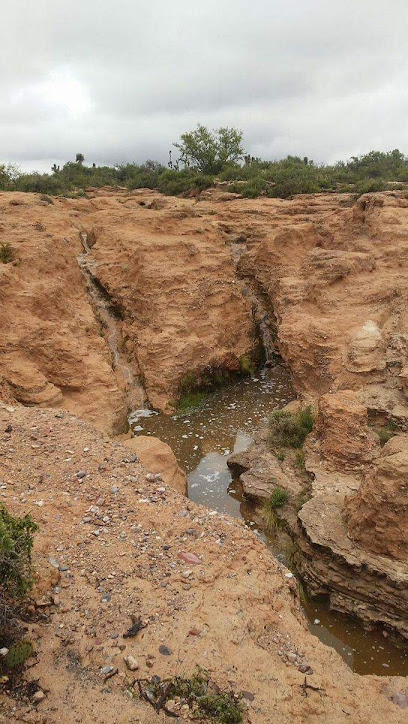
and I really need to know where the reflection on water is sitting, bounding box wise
[130,366,408,676]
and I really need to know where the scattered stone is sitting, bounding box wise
[146,473,156,482]
[123,618,146,638]
[287,653,297,663]
[159,644,171,656]
[124,654,139,671]
[188,628,201,636]
[390,693,408,708]
[0,648,9,656]
[32,690,46,703]
[242,691,255,701]
[76,470,86,479]
[178,551,201,565]
[101,593,111,602]
[100,665,114,676]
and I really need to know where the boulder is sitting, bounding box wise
[124,436,187,495]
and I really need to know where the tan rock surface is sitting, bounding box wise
[314,390,380,472]
[0,404,406,723]
[344,434,408,560]
[123,434,187,494]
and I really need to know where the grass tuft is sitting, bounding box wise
[268,406,314,449]
[0,243,15,264]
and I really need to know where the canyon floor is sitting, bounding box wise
[0,188,408,721]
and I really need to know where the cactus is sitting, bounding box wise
[4,641,33,669]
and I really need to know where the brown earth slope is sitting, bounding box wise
[0,403,407,723]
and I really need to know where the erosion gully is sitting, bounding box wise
[130,365,408,676]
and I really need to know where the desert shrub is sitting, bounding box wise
[268,406,314,448]
[355,178,388,195]
[157,169,214,196]
[0,505,38,600]
[13,173,64,195]
[173,124,244,174]
[0,243,15,264]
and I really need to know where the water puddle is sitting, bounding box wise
[130,366,408,675]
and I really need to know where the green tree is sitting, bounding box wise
[173,125,244,174]
[75,153,85,165]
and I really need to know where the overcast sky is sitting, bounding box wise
[2,0,408,172]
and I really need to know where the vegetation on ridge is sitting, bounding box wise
[2,128,408,200]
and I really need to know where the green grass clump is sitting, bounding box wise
[375,421,398,446]
[268,406,314,449]
[0,505,38,599]
[261,485,289,533]
[268,485,289,508]
[177,391,207,412]
[0,243,15,264]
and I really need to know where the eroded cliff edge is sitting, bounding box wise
[1,188,408,719]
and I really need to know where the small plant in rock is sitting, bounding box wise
[261,486,288,534]
[375,421,398,446]
[135,667,244,723]
[0,243,15,264]
[239,353,256,376]
[39,194,53,204]
[268,406,314,449]
[268,485,289,508]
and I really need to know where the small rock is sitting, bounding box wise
[188,628,201,636]
[124,654,139,671]
[178,552,201,565]
[390,693,408,708]
[76,470,87,479]
[0,648,9,656]
[145,473,156,482]
[242,691,255,701]
[287,653,297,663]
[32,690,46,703]
[100,665,114,676]
[159,644,171,656]
[313,619,320,625]
[101,593,111,602]
[111,485,118,494]
[165,699,177,713]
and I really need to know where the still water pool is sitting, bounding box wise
[130,366,408,675]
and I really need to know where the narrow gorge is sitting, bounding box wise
[1,187,407,722]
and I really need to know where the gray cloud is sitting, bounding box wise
[2,0,408,171]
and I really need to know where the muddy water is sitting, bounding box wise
[130,366,408,676]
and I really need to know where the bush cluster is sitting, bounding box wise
[1,146,408,200]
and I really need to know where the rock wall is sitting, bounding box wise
[344,434,408,560]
